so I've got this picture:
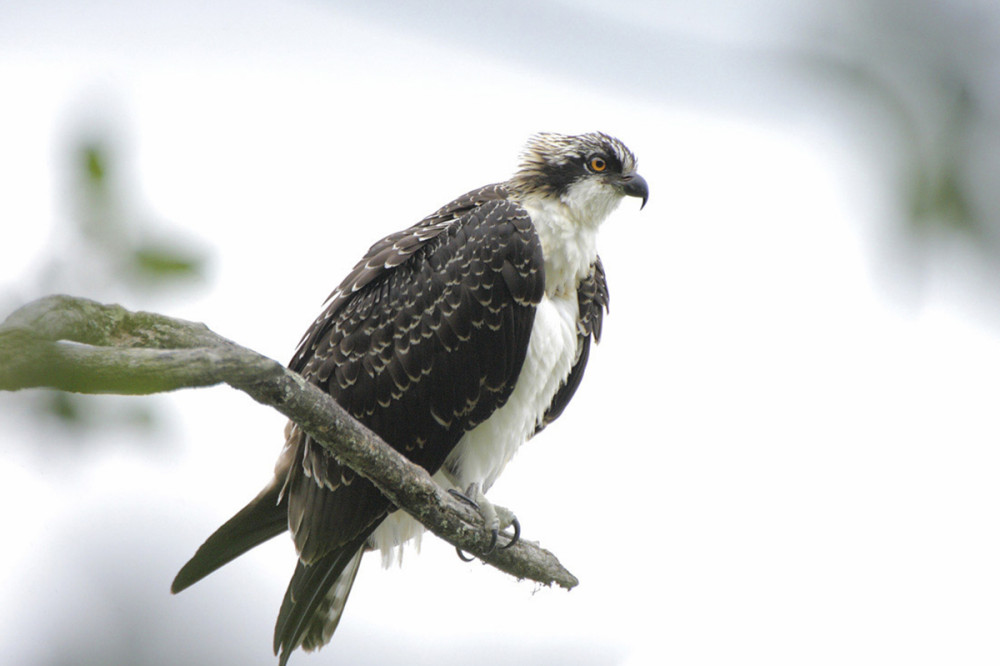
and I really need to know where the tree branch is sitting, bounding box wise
[0,294,578,590]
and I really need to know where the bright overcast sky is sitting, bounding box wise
[2,2,999,665]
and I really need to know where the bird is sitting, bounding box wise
[171,131,648,665]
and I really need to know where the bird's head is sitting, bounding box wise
[508,131,648,225]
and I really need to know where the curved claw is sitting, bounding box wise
[484,528,499,555]
[447,485,518,560]
[449,489,483,561]
[499,516,521,550]
[448,488,480,510]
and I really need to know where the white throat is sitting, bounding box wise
[521,186,620,297]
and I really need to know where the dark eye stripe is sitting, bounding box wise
[589,146,624,174]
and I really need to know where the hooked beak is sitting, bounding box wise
[618,173,649,209]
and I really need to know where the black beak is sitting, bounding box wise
[619,173,649,210]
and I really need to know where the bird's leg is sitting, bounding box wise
[447,483,520,560]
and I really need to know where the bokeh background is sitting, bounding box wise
[2,1,1000,664]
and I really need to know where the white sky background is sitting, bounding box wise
[2,1,1000,665]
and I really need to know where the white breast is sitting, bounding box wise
[370,291,582,566]
[445,291,581,490]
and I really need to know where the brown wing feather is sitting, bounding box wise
[180,183,545,663]
[285,185,544,563]
[272,186,544,660]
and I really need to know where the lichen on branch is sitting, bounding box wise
[0,294,579,590]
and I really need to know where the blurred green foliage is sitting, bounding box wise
[6,129,209,434]
[806,0,1000,251]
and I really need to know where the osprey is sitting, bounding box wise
[172,131,648,664]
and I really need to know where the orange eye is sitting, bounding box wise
[589,156,607,172]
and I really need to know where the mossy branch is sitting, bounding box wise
[0,294,578,590]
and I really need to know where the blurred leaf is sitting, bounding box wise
[29,390,161,439]
[44,391,83,424]
[82,143,107,187]
[132,244,206,280]
[931,169,974,231]
[908,82,978,235]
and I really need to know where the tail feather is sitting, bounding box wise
[172,480,288,594]
[274,532,371,666]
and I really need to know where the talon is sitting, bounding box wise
[499,516,520,550]
[447,483,519,560]
[448,488,480,511]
